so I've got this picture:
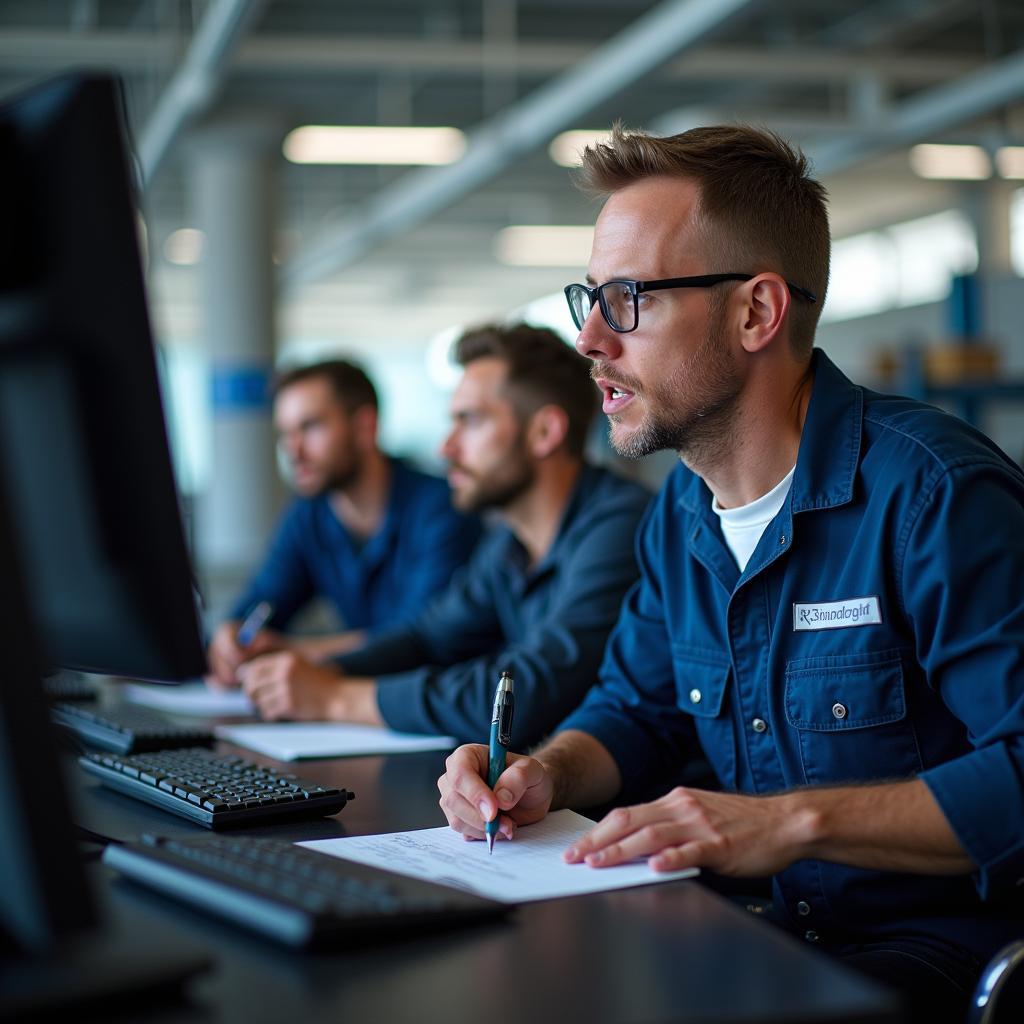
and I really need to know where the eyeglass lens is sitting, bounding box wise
[567,283,636,332]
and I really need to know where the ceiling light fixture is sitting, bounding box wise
[495,226,594,267]
[548,130,613,168]
[996,146,1024,180]
[283,125,466,165]
[909,144,992,180]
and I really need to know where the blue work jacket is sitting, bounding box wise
[560,349,1024,957]
[230,458,480,636]
[339,464,651,747]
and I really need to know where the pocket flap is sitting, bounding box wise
[671,646,730,719]
[784,649,906,731]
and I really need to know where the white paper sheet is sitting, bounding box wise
[121,681,255,716]
[214,722,457,760]
[300,809,698,902]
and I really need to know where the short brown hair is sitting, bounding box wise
[272,359,378,413]
[454,323,597,458]
[579,123,829,357]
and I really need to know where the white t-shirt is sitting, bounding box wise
[711,466,796,572]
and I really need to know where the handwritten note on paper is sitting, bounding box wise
[299,809,698,902]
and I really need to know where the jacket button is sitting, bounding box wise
[689,688,702,704]
[804,930,819,943]
[752,718,767,733]
[831,702,847,719]
[796,901,811,916]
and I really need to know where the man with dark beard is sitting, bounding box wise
[207,359,480,684]
[437,126,1024,1024]
[237,324,651,747]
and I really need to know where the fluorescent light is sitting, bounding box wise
[548,130,612,168]
[495,226,594,267]
[909,144,992,180]
[996,146,1024,180]
[283,125,466,165]
[164,228,205,265]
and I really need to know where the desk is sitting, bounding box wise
[66,706,902,1024]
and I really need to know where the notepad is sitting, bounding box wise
[121,681,255,717]
[300,809,698,902]
[214,722,458,760]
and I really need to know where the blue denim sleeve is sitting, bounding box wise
[365,485,482,636]
[228,503,315,628]
[337,538,505,677]
[907,461,1024,899]
[556,498,699,796]
[372,500,646,747]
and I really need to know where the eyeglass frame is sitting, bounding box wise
[563,273,818,334]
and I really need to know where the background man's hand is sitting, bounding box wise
[437,744,554,843]
[206,621,284,687]
[238,651,344,720]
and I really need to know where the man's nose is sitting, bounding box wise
[574,304,623,362]
[439,429,457,463]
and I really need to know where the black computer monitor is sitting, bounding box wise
[0,72,211,1008]
[0,71,206,681]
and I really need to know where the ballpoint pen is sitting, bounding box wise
[236,600,274,647]
[486,670,515,854]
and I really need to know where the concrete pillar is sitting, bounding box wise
[960,178,1016,277]
[189,117,284,580]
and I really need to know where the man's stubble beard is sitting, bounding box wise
[451,431,535,514]
[607,303,742,466]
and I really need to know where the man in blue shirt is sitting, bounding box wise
[207,359,479,684]
[438,126,1024,1022]
[238,324,651,748]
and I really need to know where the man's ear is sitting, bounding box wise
[351,404,379,450]
[525,404,570,459]
[738,274,790,355]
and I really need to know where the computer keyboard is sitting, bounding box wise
[103,834,509,947]
[52,700,213,754]
[79,747,352,828]
[43,673,98,702]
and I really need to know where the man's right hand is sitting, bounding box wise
[437,744,554,843]
[206,621,280,687]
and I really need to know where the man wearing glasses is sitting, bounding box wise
[438,125,1024,1023]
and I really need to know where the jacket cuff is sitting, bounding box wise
[921,742,1024,899]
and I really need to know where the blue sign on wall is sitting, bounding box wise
[211,365,272,413]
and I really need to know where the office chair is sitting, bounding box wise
[967,940,1024,1024]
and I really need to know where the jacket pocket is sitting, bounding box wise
[671,645,736,789]
[784,648,922,785]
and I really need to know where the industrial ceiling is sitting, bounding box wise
[2,0,1023,347]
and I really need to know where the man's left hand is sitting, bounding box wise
[238,652,381,725]
[565,786,810,877]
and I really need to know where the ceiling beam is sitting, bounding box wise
[278,0,771,290]
[808,46,1024,177]
[137,0,267,186]
[0,30,980,87]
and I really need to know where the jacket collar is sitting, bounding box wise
[678,348,863,517]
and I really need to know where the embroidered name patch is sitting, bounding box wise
[792,596,882,631]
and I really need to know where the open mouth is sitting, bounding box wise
[601,382,636,415]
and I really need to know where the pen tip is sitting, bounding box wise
[487,833,495,854]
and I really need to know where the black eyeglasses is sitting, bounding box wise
[563,274,817,334]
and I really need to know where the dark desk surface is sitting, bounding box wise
[63,699,902,1024]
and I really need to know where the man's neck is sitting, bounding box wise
[328,451,391,542]
[691,362,813,510]
[502,458,583,568]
